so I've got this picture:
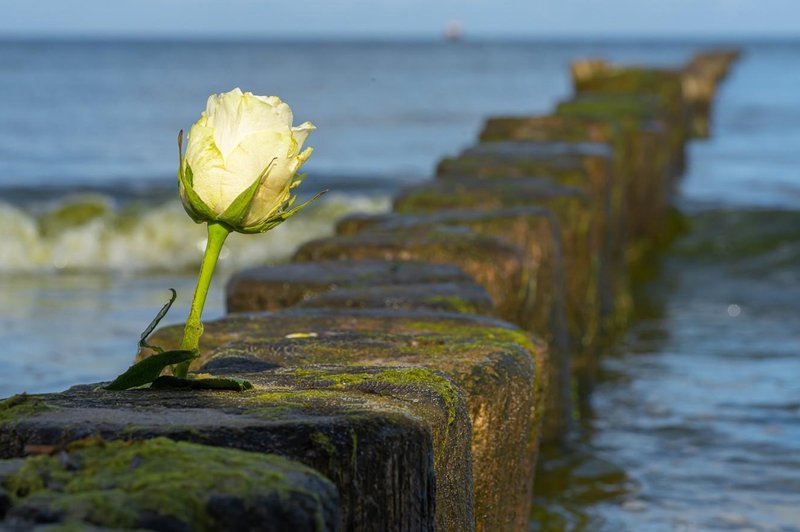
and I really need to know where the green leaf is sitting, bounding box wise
[138,289,177,354]
[105,350,198,391]
[218,157,277,227]
[178,163,217,224]
[150,376,253,391]
[240,189,328,234]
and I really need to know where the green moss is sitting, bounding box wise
[556,96,662,122]
[0,394,51,424]
[290,367,461,428]
[254,389,337,403]
[400,320,540,353]
[246,389,342,420]
[424,295,479,314]
[350,430,358,468]
[2,437,329,531]
[309,431,338,470]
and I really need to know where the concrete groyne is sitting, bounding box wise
[0,49,739,531]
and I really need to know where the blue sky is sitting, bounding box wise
[2,0,799,38]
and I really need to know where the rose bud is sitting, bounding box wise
[179,88,317,233]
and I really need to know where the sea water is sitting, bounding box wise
[1,39,799,530]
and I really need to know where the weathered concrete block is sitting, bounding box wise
[570,63,687,151]
[0,364,474,532]
[333,209,574,435]
[434,143,628,335]
[293,227,533,328]
[552,100,674,250]
[0,437,340,531]
[334,209,567,345]
[680,65,716,139]
[393,179,601,386]
[436,141,619,262]
[480,114,619,144]
[140,309,546,532]
[556,93,684,181]
[478,114,668,247]
[681,49,740,137]
[227,260,493,316]
[685,49,741,84]
[296,282,495,315]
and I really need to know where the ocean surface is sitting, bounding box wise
[1,39,799,530]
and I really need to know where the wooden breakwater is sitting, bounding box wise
[0,49,739,531]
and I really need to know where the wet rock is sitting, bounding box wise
[0,365,474,532]
[228,261,472,312]
[293,227,532,328]
[0,437,339,531]
[140,308,546,531]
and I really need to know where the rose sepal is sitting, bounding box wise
[178,162,218,224]
[237,188,328,234]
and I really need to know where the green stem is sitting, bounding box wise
[173,222,230,378]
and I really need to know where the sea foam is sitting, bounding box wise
[0,193,391,273]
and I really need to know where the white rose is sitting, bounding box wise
[179,88,316,232]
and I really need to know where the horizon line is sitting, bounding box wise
[0,31,798,44]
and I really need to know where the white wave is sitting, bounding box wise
[0,193,391,273]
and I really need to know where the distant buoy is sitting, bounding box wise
[445,19,463,41]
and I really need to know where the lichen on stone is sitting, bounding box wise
[0,394,51,425]
[2,437,336,531]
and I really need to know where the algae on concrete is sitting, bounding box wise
[293,227,532,328]
[0,363,474,532]
[139,308,544,532]
[1,437,339,531]
[227,260,475,313]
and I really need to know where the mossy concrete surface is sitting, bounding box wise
[441,141,621,265]
[227,260,474,313]
[331,208,573,440]
[556,93,684,181]
[334,208,568,345]
[141,308,544,532]
[480,114,618,144]
[397,177,609,342]
[478,114,669,246]
[570,64,687,161]
[682,50,741,138]
[0,365,475,532]
[0,437,339,531]
[434,141,625,325]
[293,227,532,327]
[295,281,495,315]
[393,178,604,403]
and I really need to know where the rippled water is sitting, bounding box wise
[531,45,800,530]
[533,208,800,530]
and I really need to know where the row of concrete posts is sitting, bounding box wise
[0,49,740,531]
